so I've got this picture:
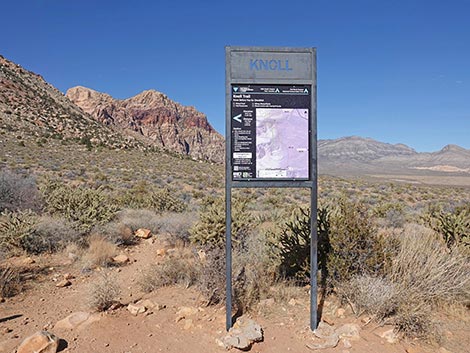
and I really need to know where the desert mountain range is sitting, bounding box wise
[1,54,469,178]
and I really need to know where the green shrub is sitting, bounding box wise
[40,179,118,233]
[327,198,391,284]
[189,196,252,246]
[278,207,330,283]
[278,198,393,286]
[422,205,470,248]
[116,182,186,213]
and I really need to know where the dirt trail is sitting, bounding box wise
[1,237,467,353]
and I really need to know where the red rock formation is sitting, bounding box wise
[66,86,224,162]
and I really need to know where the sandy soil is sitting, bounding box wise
[1,237,468,353]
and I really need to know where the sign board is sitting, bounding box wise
[231,84,311,180]
[226,47,317,186]
[225,46,318,331]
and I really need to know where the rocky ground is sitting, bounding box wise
[1,233,468,353]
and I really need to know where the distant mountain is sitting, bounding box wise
[66,86,224,162]
[0,55,142,150]
[319,136,470,176]
[319,136,417,162]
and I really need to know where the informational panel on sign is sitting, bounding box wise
[231,84,311,180]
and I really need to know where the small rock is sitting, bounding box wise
[156,248,166,257]
[438,348,453,353]
[336,323,361,340]
[336,308,346,318]
[16,331,60,353]
[288,298,297,306]
[314,321,335,339]
[361,316,372,324]
[307,334,339,350]
[219,318,263,350]
[183,319,193,330]
[259,298,275,307]
[343,339,352,348]
[127,303,146,316]
[197,249,206,262]
[378,328,399,344]
[22,257,35,265]
[63,273,74,280]
[175,306,198,322]
[135,228,151,239]
[55,280,71,288]
[113,254,130,264]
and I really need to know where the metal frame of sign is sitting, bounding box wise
[225,46,318,331]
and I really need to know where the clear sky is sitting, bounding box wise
[2,0,469,152]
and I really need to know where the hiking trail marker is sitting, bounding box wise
[225,46,318,330]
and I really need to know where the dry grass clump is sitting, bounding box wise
[0,170,43,212]
[340,223,470,338]
[82,235,117,269]
[117,209,162,233]
[24,216,80,254]
[390,224,470,304]
[139,247,199,292]
[93,221,135,246]
[89,273,121,311]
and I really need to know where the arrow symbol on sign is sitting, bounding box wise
[233,114,242,123]
[233,87,239,92]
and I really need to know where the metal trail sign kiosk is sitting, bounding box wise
[225,46,318,330]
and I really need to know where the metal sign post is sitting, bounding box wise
[225,46,318,331]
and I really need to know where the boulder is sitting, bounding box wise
[16,331,59,353]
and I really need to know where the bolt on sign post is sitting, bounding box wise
[225,46,318,331]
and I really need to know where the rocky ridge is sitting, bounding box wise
[0,55,142,150]
[66,86,224,162]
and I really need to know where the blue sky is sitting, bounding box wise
[2,0,469,152]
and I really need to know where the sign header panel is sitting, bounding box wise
[230,49,313,80]
[231,84,311,180]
